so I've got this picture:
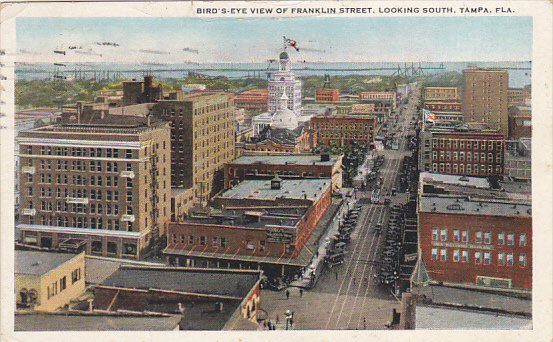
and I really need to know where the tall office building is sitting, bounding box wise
[463,68,509,135]
[17,116,171,259]
[153,92,235,204]
[267,51,302,114]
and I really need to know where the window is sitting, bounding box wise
[71,268,81,284]
[507,252,514,266]
[453,229,460,242]
[475,231,483,243]
[189,235,194,244]
[221,238,227,248]
[519,233,527,247]
[432,228,439,241]
[461,230,468,243]
[462,250,469,263]
[507,233,515,246]
[440,249,448,261]
[484,232,491,244]
[484,252,491,265]
[519,253,527,267]
[453,249,460,262]
[200,236,206,245]
[498,252,506,265]
[440,228,448,241]
[172,234,178,243]
[498,232,505,245]
[60,276,67,291]
[212,237,219,246]
[475,251,482,264]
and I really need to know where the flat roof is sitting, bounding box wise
[419,195,531,217]
[16,251,79,276]
[102,266,260,298]
[416,305,531,330]
[232,154,339,167]
[420,172,490,189]
[15,313,181,331]
[220,179,330,202]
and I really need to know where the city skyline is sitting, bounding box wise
[16,16,532,64]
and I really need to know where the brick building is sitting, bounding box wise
[235,89,269,114]
[508,105,532,140]
[418,122,505,176]
[463,68,509,135]
[315,88,340,103]
[93,265,262,330]
[310,115,377,147]
[224,153,343,192]
[17,116,171,258]
[358,91,396,117]
[507,87,531,106]
[122,75,163,105]
[423,87,460,101]
[418,177,531,290]
[163,178,332,277]
[153,92,235,205]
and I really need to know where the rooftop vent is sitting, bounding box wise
[271,175,282,190]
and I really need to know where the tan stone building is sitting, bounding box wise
[17,115,171,258]
[153,92,235,206]
[423,87,460,101]
[15,251,86,311]
[463,68,509,134]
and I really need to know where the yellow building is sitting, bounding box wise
[15,251,86,311]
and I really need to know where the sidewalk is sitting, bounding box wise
[289,195,358,289]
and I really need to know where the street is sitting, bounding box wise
[260,84,421,330]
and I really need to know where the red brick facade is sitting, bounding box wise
[235,89,269,113]
[419,211,532,290]
[429,132,505,176]
[166,187,332,259]
[310,115,376,147]
[315,89,340,103]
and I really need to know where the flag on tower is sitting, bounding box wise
[283,36,300,52]
[423,109,436,123]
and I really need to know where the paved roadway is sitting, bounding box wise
[261,84,421,330]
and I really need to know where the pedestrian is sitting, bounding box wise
[364,277,368,286]
[335,271,338,281]
[276,315,280,324]
[353,277,356,285]
[263,320,267,329]
[299,288,303,297]
[363,317,367,329]
[286,290,290,300]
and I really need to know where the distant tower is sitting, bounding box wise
[267,49,302,114]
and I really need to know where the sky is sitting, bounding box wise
[16,16,532,64]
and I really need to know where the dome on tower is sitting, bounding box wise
[279,51,290,60]
[270,91,298,130]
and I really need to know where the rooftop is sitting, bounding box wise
[419,195,531,217]
[16,251,80,276]
[415,305,531,330]
[102,266,260,298]
[232,154,339,167]
[15,313,181,331]
[219,178,330,202]
[420,172,490,189]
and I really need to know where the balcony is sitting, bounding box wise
[120,171,135,179]
[66,197,89,204]
[22,166,36,175]
[22,208,36,216]
[121,215,135,222]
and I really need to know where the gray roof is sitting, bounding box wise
[101,267,260,298]
[420,172,490,189]
[15,313,181,331]
[419,195,531,217]
[233,154,338,166]
[16,251,78,276]
[416,306,531,330]
[220,178,330,202]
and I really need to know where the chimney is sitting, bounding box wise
[271,175,282,190]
